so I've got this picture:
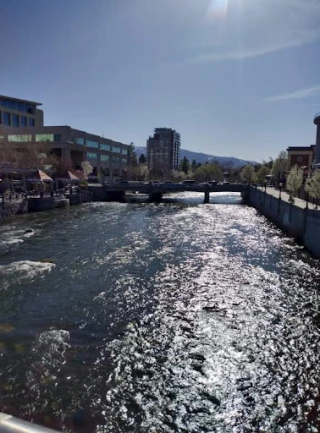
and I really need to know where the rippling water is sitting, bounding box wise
[1,192,320,432]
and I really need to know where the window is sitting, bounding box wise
[3,112,11,126]
[74,137,85,145]
[12,114,19,127]
[101,155,109,162]
[121,148,128,155]
[87,152,97,159]
[122,158,128,164]
[87,140,99,148]
[20,116,27,127]
[8,135,32,142]
[0,136,4,142]
[17,102,26,112]
[36,134,54,142]
[54,134,61,142]
[112,146,121,153]
[29,118,35,127]
[100,143,110,151]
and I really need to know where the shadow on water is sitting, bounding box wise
[127,191,243,206]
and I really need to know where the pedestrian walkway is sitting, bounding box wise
[257,187,319,210]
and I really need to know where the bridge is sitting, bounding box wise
[89,182,249,203]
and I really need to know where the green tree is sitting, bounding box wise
[139,153,146,165]
[256,165,270,184]
[180,157,190,175]
[240,165,255,184]
[305,170,320,208]
[286,165,303,202]
[194,163,223,182]
[191,159,197,172]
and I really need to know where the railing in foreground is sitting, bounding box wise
[0,413,60,433]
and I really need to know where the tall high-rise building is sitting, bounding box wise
[147,128,180,177]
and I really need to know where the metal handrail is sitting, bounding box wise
[0,413,60,433]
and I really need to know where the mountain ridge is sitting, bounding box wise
[135,146,257,168]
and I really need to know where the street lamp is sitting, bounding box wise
[279,182,283,199]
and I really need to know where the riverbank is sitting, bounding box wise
[0,192,93,219]
[249,186,320,259]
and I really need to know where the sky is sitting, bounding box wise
[1,0,320,162]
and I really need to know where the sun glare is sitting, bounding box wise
[207,0,229,18]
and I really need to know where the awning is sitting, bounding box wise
[55,171,80,182]
[27,169,53,182]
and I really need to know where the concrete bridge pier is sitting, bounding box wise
[149,191,163,202]
[204,189,210,204]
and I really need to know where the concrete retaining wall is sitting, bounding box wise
[28,197,55,212]
[249,187,320,258]
[69,193,93,205]
[0,200,28,218]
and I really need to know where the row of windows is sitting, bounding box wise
[86,154,128,164]
[0,99,36,114]
[74,137,85,145]
[100,143,110,151]
[8,135,32,142]
[35,134,61,142]
[0,111,35,127]
[74,137,127,153]
[87,152,98,160]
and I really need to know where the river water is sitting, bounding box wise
[1,192,320,433]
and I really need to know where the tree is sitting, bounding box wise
[286,165,303,202]
[256,165,270,184]
[194,163,223,182]
[132,164,149,181]
[305,170,320,208]
[139,153,146,165]
[240,165,255,184]
[180,157,190,175]
[271,151,288,183]
[171,169,186,182]
[81,161,93,179]
[191,159,197,172]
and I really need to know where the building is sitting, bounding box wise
[147,128,180,178]
[287,145,315,171]
[314,113,320,164]
[0,95,129,178]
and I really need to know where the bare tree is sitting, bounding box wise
[271,150,288,183]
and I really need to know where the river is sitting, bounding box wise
[1,192,320,433]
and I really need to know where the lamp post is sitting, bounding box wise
[279,182,283,200]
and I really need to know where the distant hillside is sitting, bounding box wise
[135,146,257,168]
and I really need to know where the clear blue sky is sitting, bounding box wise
[1,0,320,162]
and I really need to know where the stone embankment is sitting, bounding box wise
[248,187,320,259]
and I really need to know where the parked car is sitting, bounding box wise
[208,180,217,185]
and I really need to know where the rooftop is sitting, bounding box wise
[0,95,42,106]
